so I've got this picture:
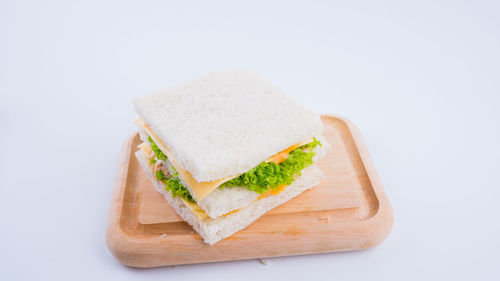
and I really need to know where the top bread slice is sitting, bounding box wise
[133,71,323,183]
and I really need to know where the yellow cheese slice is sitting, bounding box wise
[135,118,313,201]
[184,201,209,220]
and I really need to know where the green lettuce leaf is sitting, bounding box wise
[148,137,193,202]
[148,136,167,161]
[222,138,321,193]
[155,170,195,203]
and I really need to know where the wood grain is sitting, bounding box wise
[106,115,393,267]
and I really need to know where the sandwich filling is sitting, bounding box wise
[143,136,321,202]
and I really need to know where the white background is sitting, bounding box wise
[1,0,499,280]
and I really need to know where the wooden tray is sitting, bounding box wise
[106,115,393,267]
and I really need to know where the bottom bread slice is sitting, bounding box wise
[135,149,323,245]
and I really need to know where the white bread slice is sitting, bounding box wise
[135,149,323,245]
[133,71,323,183]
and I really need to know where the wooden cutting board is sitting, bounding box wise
[106,115,393,267]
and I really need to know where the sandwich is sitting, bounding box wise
[133,71,330,245]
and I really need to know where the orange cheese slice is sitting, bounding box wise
[258,184,287,200]
[265,140,311,164]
